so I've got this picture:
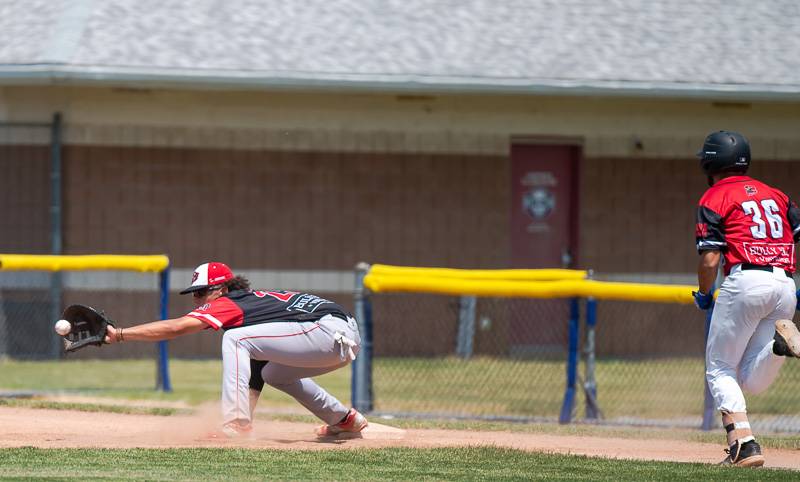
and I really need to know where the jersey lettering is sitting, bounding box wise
[288,293,335,313]
[743,242,794,266]
[252,290,298,302]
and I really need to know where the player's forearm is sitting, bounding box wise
[697,250,721,293]
[117,317,204,342]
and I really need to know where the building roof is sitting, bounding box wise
[1,0,799,99]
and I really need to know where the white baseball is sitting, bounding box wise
[54,319,71,336]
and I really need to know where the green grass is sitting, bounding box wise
[374,357,567,416]
[0,397,187,416]
[0,447,797,481]
[0,359,348,409]
[593,358,704,418]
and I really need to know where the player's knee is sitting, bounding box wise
[740,377,769,395]
[249,359,268,392]
[262,371,295,388]
[262,373,287,388]
[706,364,736,383]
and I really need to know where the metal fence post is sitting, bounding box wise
[48,112,63,359]
[352,262,373,412]
[701,302,715,430]
[156,266,172,392]
[584,294,599,419]
[456,296,476,359]
[559,297,580,424]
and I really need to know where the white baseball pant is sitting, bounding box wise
[220,314,360,426]
[706,264,796,413]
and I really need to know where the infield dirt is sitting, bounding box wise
[1,406,798,470]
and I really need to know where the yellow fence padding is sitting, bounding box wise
[363,274,696,304]
[0,254,170,273]
[368,264,587,281]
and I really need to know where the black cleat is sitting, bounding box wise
[720,440,765,467]
[773,320,800,358]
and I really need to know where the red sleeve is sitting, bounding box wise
[778,191,800,243]
[186,297,243,330]
[696,187,727,252]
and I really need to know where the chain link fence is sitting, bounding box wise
[0,270,162,360]
[364,291,800,432]
[368,294,572,421]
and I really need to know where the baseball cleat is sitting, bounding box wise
[205,422,253,439]
[773,320,800,358]
[315,408,368,438]
[719,440,765,467]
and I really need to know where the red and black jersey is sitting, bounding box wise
[186,289,349,331]
[696,175,800,274]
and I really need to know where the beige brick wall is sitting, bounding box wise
[580,157,800,273]
[0,145,50,253]
[60,145,510,270]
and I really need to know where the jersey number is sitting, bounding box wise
[742,199,783,239]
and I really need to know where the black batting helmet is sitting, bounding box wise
[697,130,751,176]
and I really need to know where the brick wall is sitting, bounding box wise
[579,157,706,273]
[579,157,800,273]
[61,146,510,270]
[0,145,50,253]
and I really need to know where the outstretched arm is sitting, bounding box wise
[105,316,207,344]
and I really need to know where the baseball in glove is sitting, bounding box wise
[60,304,115,353]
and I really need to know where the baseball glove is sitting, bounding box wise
[61,304,114,353]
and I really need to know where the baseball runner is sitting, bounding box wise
[103,261,367,438]
[693,131,800,467]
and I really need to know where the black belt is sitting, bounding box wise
[740,263,793,278]
[330,312,351,322]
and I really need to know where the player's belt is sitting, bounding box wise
[329,312,351,322]
[740,263,793,278]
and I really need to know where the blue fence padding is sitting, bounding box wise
[352,296,373,411]
[559,298,580,424]
[157,267,172,392]
[352,266,374,411]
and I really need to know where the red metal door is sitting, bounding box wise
[510,144,579,268]
[508,143,580,356]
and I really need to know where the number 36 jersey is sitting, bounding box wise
[696,175,800,275]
